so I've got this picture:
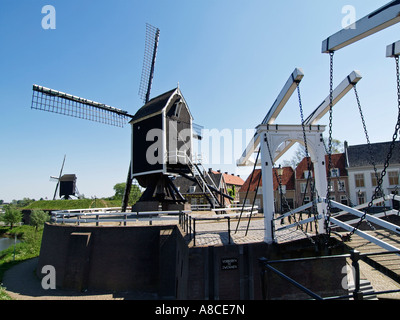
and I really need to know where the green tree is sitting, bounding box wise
[0,206,22,229]
[281,138,344,169]
[113,182,142,205]
[30,210,50,231]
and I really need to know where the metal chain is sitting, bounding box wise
[346,55,400,239]
[353,85,382,200]
[326,51,334,237]
[297,84,319,234]
[264,132,315,244]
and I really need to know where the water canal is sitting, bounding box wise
[0,237,19,252]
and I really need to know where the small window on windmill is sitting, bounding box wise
[174,101,183,118]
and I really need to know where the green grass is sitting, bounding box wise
[0,225,44,300]
[22,198,122,211]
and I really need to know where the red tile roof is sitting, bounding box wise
[240,167,295,192]
[209,170,244,186]
[295,153,347,179]
[222,173,245,186]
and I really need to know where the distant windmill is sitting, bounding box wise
[50,155,79,200]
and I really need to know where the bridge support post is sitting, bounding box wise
[258,125,327,243]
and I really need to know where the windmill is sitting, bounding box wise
[32,23,229,211]
[50,155,79,200]
[121,23,160,211]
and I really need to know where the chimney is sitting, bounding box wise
[208,168,212,173]
[217,170,221,173]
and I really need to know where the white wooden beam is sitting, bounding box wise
[322,0,400,53]
[262,68,304,125]
[304,70,362,125]
[237,133,260,167]
[329,200,400,235]
[330,216,400,253]
[386,40,400,57]
[237,68,304,167]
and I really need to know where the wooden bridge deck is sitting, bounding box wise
[338,229,400,282]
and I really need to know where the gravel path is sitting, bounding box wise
[2,257,155,300]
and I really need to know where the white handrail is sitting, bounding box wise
[328,200,400,235]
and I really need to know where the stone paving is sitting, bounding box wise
[187,214,310,247]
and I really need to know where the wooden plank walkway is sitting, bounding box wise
[339,229,400,283]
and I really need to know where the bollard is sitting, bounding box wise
[258,257,268,300]
[189,216,192,240]
[227,216,231,244]
[351,249,363,300]
[193,218,196,247]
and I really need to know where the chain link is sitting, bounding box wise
[345,55,400,239]
[326,52,334,237]
[264,132,316,244]
[297,84,319,234]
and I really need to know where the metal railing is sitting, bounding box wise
[179,209,261,247]
[272,195,400,253]
[259,249,400,300]
[51,208,191,226]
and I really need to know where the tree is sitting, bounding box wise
[30,210,50,231]
[0,206,22,229]
[113,182,142,205]
[281,138,344,169]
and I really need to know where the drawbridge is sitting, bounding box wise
[237,1,400,259]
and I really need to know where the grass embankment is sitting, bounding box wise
[0,198,127,299]
[23,198,122,211]
[0,225,43,300]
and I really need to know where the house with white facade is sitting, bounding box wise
[344,140,400,209]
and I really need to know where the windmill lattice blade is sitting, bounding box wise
[138,23,160,104]
[31,85,133,127]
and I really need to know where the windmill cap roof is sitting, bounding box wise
[130,88,192,123]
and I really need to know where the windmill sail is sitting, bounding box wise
[53,155,66,200]
[122,24,160,212]
[138,23,160,104]
[31,85,133,127]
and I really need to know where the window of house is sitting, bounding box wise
[340,195,348,206]
[355,174,365,188]
[371,172,381,187]
[328,180,334,192]
[357,191,366,205]
[337,180,346,192]
[303,196,310,203]
[304,170,313,179]
[189,186,196,193]
[300,183,307,193]
[279,185,286,194]
[330,168,340,177]
[388,171,399,186]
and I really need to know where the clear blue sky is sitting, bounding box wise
[1,0,399,202]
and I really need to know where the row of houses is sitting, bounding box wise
[173,169,245,209]
[238,140,400,213]
[172,140,400,212]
